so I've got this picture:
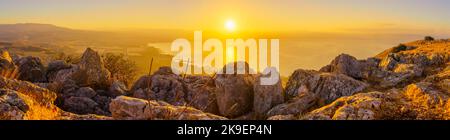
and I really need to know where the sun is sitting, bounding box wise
[224,19,236,32]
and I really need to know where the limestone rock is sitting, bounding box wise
[215,62,255,118]
[71,48,111,88]
[109,96,227,120]
[71,87,97,98]
[52,48,111,89]
[184,75,219,114]
[108,80,128,97]
[15,56,46,82]
[285,69,367,102]
[63,96,99,115]
[46,60,72,82]
[253,68,284,119]
[130,67,186,105]
[0,89,28,120]
[267,114,296,120]
[0,76,61,120]
[302,92,394,120]
[320,54,366,79]
[267,93,318,117]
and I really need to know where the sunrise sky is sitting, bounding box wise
[1,0,449,33]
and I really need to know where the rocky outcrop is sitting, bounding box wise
[0,50,14,69]
[15,56,46,82]
[0,76,61,120]
[253,69,284,119]
[0,89,29,119]
[267,93,318,117]
[215,62,255,118]
[52,48,111,90]
[130,67,219,114]
[285,69,367,102]
[320,54,368,79]
[69,48,111,88]
[302,91,398,120]
[272,69,367,117]
[0,50,18,79]
[109,96,227,120]
[63,96,99,115]
[130,67,187,105]
[46,60,72,82]
[45,48,114,116]
[183,75,219,114]
[108,80,128,97]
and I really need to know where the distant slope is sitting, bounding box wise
[0,23,188,45]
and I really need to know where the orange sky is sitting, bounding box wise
[1,0,449,33]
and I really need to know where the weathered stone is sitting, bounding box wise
[63,96,98,115]
[184,75,219,114]
[285,69,367,103]
[320,54,366,79]
[130,67,186,106]
[267,114,296,120]
[108,80,128,97]
[215,62,255,118]
[253,68,284,119]
[0,89,28,120]
[71,87,97,98]
[267,93,318,117]
[52,48,111,89]
[71,48,111,88]
[109,96,227,120]
[302,92,391,120]
[0,77,61,120]
[15,56,46,82]
[46,60,72,82]
[0,50,15,71]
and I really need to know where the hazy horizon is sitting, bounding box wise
[1,0,450,33]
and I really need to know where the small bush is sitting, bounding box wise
[102,53,138,86]
[424,36,434,41]
[392,44,407,53]
[50,52,80,64]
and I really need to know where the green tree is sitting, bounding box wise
[102,53,138,86]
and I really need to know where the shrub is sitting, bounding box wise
[50,52,81,64]
[102,53,138,86]
[424,36,434,41]
[392,44,407,53]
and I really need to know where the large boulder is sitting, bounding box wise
[63,96,99,115]
[15,56,46,82]
[0,50,15,70]
[108,80,128,97]
[215,62,255,118]
[71,48,111,88]
[285,69,367,102]
[253,68,284,119]
[109,96,227,120]
[71,87,97,98]
[320,54,368,79]
[46,60,72,82]
[302,91,395,120]
[0,89,29,120]
[184,75,219,114]
[130,67,186,106]
[0,50,18,79]
[0,76,61,120]
[53,48,111,89]
[267,93,318,117]
[273,69,368,117]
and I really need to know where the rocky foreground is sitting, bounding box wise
[0,39,449,120]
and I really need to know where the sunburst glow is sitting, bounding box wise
[224,20,236,32]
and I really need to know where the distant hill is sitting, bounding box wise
[0,23,188,45]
